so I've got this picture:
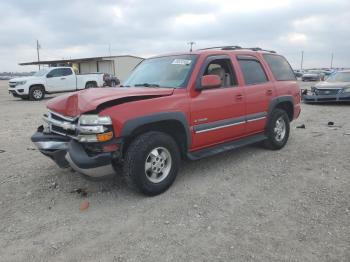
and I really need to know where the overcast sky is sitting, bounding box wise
[0,0,349,72]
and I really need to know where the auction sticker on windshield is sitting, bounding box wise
[172,59,192,65]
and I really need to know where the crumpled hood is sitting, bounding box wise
[315,81,350,89]
[47,87,174,117]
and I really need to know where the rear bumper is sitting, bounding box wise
[31,129,117,178]
[302,93,350,103]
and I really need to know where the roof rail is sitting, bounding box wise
[197,46,276,53]
[197,46,242,51]
[246,47,276,53]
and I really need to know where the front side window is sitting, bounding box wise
[237,57,268,85]
[61,68,73,76]
[123,55,197,88]
[202,58,236,87]
[263,54,296,81]
[49,68,63,78]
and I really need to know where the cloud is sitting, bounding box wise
[0,0,349,71]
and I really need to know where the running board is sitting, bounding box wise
[187,133,267,160]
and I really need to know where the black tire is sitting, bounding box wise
[29,86,45,101]
[263,109,290,150]
[85,82,97,89]
[123,131,180,196]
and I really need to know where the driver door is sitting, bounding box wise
[190,55,246,150]
[46,68,76,92]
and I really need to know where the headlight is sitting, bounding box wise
[17,81,27,86]
[79,115,112,125]
[77,114,113,143]
[342,87,350,93]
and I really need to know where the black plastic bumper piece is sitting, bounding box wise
[67,140,113,169]
[31,130,71,168]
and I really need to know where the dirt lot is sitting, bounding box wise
[0,80,349,262]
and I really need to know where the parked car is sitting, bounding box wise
[302,70,350,103]
[293,69,304,78]
[8,67,104,100]
[103,73,120,87]
[31,46,301,195]
[301,70,325,81]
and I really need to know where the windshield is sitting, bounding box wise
[123,55,197,88]
[326,72,350,82]
[33,69,49,77]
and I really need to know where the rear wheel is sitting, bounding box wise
[123,131,180,196]
[85,82,97,88]
[29,86,45,101]
[263,109,290,150]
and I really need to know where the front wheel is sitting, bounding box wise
[123,131,180,196]
[29,86,45,101]
[263,109,290,150]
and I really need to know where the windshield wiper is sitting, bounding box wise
[134,83,160,87]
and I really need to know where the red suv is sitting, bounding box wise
[31,46,301,195]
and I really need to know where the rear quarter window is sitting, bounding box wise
[263,54,296,81]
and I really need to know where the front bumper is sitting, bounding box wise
[302,92,350,103]
[8,89,28,98]
[31,129,117,178]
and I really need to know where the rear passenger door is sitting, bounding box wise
[236,55,275,135]
[190,55,246,149]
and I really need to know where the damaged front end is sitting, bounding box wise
[31,110,122,178]
[302,87,350,103]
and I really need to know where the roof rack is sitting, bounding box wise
[197,46,242,51]
[246,47,276,53]
[197,46,276,53]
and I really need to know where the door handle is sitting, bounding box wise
[266,89,273,95]
[60,77,66,80]
[235,94,243,100]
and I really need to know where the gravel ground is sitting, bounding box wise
[0,80,349,262]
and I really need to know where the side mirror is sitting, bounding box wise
[199,75,221,90]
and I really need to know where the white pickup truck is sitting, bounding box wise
[8,67,104,100]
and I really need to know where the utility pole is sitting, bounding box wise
[300,50,304,70]
[330,52,334,69]
[188,41,195,52]
[36,40,41,70]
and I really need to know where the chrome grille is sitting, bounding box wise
[315,89,340,95]
[43,111,78,137]
[8,82,16,88]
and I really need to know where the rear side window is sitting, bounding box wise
[237,57,268,85]
[263,54,296,81]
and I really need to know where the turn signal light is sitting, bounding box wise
[96,131,113,142]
